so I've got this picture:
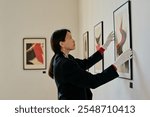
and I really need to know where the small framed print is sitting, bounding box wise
[83,31,89,59]
[94,21,104,73]
[113,0,133,80]
[23,38,46,70]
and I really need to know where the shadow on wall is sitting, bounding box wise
[133,51,150,99]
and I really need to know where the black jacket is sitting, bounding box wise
[51,51,119,100]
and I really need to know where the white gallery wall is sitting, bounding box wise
[79,0,150,99]
[1,0,150,100]
[0,0,79,99]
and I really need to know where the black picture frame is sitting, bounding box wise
[23,38,46,70]
[113,0,133,80]
[83,31,89,59]
[94,21,104,73]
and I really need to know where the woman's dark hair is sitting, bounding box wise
[49,29,71,78]
[50,29,70,53]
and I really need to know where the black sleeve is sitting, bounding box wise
[73,51,103,70]
[62,59,119,89]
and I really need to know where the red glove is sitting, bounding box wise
[96,44,101,51]
[96,44,105,54]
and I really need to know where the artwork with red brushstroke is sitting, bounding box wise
[113,1,132,79]
[23,38,46,70]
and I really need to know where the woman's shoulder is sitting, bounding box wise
[55,53,75,66]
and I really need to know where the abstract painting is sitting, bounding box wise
[94,21,104,73]
[113,0,133,80]
[23,38,46,70]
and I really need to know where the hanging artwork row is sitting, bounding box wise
[82,1,132,80]
[23,38,46,70]
[113,0,133,80]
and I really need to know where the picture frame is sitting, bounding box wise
[113,0,133,80]
[83,31,89,59]
[94,21,104,73]
[23,38,46,70]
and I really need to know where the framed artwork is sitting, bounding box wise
[113,0,133,80]
[83,31,89,59]
[23,38,46,70]
[94,21,104,73]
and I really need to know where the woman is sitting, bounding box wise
[48,29,133,100]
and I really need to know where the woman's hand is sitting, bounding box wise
[113,48,133,68]
[102,31,114,50]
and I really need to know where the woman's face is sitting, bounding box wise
[60,31,75,51]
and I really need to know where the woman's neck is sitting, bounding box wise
[61,49,70,58]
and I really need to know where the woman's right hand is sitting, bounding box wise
[113,48,133,68]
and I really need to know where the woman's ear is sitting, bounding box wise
[59,41,64,47]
